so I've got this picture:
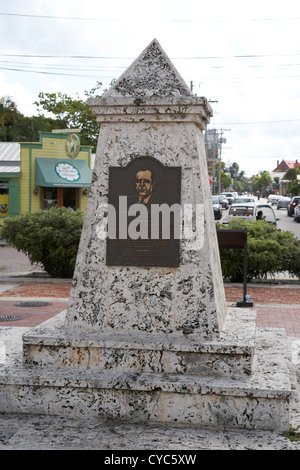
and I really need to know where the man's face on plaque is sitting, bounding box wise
[135,170,154,202]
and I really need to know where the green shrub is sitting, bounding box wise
[2,208,299,281]
[216,219,300,282]
[0,208,84,278]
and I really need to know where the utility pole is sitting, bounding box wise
[204,101,231,194]
[217,128,231,193]
[205,127,231,194]
[205,129,218,194]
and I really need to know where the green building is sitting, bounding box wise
[0,130,93,221]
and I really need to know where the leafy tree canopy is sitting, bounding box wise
[0,81,104,147]
[252,170,272,192]
[0,96,19,141]
[33,81,103,147]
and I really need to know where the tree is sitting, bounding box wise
[1,82,105,146]
[0,95,69,142]
[11,114,68,142]
[252,170,272,194]
[0,96,19,141]
[209,161,233,191]
[286,166,300,196]
[34,81,104,147]
[283,168,298,182]
[273,176,280,191]
[221,172,232,191]
[229,162,239,179]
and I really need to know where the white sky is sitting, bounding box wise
[1,0,300,177]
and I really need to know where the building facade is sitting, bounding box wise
[0,142,21,218]
[273,159,300,172]
[0,130,92,221]
[271,159,300,195]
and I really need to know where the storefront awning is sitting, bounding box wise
[35,158,91,188]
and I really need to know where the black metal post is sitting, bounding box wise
[237,228,253,307]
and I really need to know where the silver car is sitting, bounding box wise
[294,203,300,222]
[267,194,281,205]
[220,192,234,205]
[212,196,222,220]
[217,194,229,209]
[276,197,291,210]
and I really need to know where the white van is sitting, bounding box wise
[220,192,235,204]
[225,202,278,226]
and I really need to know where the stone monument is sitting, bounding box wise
[0,40,293,431]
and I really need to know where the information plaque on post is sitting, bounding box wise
[107,156,181,267]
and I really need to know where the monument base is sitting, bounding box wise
[22,308,255,377]
[237,300,254,308]
[0,308,293,432]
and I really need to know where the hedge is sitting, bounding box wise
[1,209,299,281]
[216,218,300,282]
[0,208,84,278]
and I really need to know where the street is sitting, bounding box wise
[274,204,300,238]
[220,196,300,239]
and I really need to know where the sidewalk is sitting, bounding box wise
[1,246,299,333]
[1,276,299,337]
[0,247,300,450]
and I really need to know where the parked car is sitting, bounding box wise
[233,197,255,204]
[276,196,291,210]
[220,192,234,205]
[212,196,222,220]
[225,202,278,226]
[294,203,300,222]
[217,194,229,209]
[267,194,281,205]
[287,196,300,216]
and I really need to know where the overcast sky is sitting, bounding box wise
[1,0,300,177]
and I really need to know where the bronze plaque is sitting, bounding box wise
[107,156,181,267]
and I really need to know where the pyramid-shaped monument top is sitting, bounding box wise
[104,39,192,99]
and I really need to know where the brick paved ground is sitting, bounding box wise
[0,280,298,302]
[225,285,300,305]
[0,300,68,327]
[256,305,300,337]
[0,279,299,336]
[0,281,71,298]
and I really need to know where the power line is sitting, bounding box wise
[0,66,106,79]
[218,119,300,125]
[0,59,126,73]
[0,53,133,60]
[1,12,300,22]
[2,60,300,86]
[2,52,300,60]
[0,12,121,21]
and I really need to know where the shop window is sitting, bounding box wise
[0,180,9,215]
[43,188,58,210]
[62,187,77,211]
[42,187,79,211]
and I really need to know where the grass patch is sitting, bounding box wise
[283,426,300,442]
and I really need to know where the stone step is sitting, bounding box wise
[22,308,257,378]
[0,327,292,431]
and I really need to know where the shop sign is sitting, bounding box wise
[55,162,80,182]
[65,134,80,159]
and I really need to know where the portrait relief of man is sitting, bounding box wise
[129,169,160,205]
